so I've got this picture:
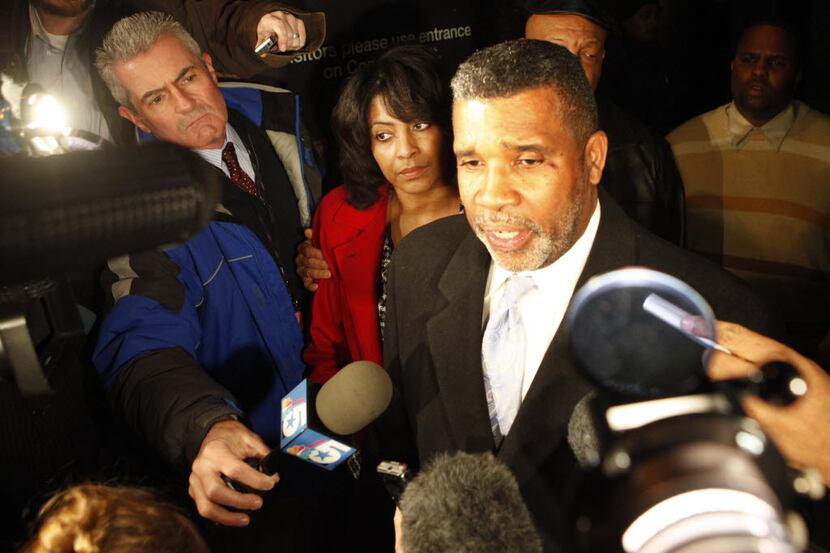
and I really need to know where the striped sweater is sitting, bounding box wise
[668,101,830,327]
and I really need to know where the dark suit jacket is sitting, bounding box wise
[598,96,687,247]
[374,193,770,552]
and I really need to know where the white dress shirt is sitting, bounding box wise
[26,4,110,140]
[194,123,256,182]
[482,201,601,399]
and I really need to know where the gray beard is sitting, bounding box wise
[472,178,588,273]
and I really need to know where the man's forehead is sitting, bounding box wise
[116,37,201,92]
[527,13,606,39]
[452,91,563,142]
[737,25,796,57]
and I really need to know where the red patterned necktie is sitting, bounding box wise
[221,142,258,197]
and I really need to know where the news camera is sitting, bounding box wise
[565,267,821,553]
[0,77,221,397]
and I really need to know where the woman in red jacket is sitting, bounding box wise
[305,46,459,383]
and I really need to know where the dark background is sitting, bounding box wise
[243,0,830,182]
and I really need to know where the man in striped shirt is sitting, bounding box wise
[668,20,829,361]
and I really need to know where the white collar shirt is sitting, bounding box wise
[194,123,256,182]
[727,101,796,151]
[482,201,601,399]
[26,4,111,141]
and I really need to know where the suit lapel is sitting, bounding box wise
[426,229,497,453]
[498,194,639,485]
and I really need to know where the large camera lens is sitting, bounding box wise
[573,414,795,553]
[566,268,803,553]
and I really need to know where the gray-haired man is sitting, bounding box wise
[92,13,319,539]
[2,0,324,144]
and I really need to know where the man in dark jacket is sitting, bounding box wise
[373,39,768,553]
[524,0,686,246]
[0,0,324,144]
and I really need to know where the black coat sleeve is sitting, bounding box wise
[113,348,243,471]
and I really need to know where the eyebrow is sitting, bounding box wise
[509,143,550,153]
[455,142,552,157]
[140,65,195,103]
[547,36,602,46]
[370,119,397,128]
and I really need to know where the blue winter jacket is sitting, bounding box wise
[94,220,306,447]
[93,84,320,469]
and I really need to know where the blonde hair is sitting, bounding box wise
[21,484,210,553]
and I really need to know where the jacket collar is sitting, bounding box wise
[425,191,637,483]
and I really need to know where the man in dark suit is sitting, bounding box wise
[374,39,770,553]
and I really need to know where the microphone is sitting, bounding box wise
[280,360,393,469]
[224,360,393,493]
[0,143,221,286]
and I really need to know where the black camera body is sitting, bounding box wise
[565,268,815,553]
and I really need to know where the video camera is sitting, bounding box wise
[0,77,221,397]
[565,268,821,553]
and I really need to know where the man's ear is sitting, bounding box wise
[203,52,218,85]
[118,105,150,133]
[584,129,608,186]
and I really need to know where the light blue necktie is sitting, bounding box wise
[482,274,536,443]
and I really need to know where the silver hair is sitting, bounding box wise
[95,11,202,107]
[399,452,543,553]
[451,39,598,144]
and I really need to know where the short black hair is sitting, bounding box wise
[400,452,542,553]
[451,39,599,145]
[331,45,454,209]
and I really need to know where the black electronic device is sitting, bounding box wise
[565,267,816,553]
[377,460,413,505]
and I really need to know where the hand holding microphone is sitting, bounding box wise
[189,419,276,527]
[199,360,392,525]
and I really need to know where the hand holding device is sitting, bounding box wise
[189,420,276,526]
[255,11,307,55]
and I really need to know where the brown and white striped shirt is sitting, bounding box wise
[668,101,830,327]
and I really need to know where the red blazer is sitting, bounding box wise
[305,184,389,383]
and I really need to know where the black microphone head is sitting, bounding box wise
[315,360,392,435]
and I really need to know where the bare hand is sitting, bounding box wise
[188,420,278,526]
[394,507,405,553]
[707,321,830,484]
[295,228,331,292]
[256,11,307,54]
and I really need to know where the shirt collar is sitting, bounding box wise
[727,101,796,151]
[490,200,601,299]
[193,123,235,168]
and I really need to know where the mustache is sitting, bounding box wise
[472,211,544,234]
